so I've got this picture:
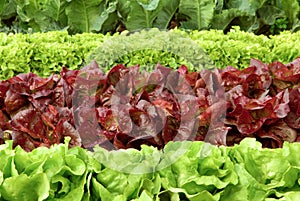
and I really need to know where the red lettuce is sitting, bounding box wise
[1,58,300,150]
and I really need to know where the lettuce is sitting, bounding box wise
[2,57,300,151]
[159,141,238,200]
[3,28,300,80]
[0,138,300,200]
[0,138,99,200]
[226,138,300,200]
[87,28,214,72]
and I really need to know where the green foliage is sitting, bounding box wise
[86,28,214,72]
[1,0,300,34]
[0,0,16,23]
[268,30,300,63]
[118,0,165,30]
[210,0,300,35]
[0,31,106,80]
[270,17,288,35]
[153,0,179,29]
[13,0,69,32]
[188,27,272,69]
[0,0,119,34]
[179,0,215,30]
[0,138,101,200]
[1,138,300,200]
[2,28,300,80]
[65,0,119,33]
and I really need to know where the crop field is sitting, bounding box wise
[1,0,300,200]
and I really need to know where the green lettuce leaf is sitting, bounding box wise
[0,138,99,200]
[0,173,49,201]
[1,137,300,200]
[0,141,18,179]
[230,138,298,189]
[220,164,267,201]
[266,191,300,201]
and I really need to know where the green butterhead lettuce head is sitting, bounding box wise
[158,141,238,200]
[0,138,100,201]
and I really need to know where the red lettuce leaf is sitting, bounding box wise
[284,88,300,129]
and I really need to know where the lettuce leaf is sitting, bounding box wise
[0,173,49,201]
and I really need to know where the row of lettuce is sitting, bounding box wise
[1,58,300,151]
[1,0,299,35]
[1,28,300,80]
[0,138,299,201]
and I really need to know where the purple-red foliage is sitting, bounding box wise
[1,58,300,151]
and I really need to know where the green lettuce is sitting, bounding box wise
[226,138,300,200]
[91,145,162,200]
[1,137,300,200]
[159,141,238,200]
[0,138,100,200]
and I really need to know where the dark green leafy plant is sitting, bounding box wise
[270,17,288,35]
[14,0,69,32]
[211,0,300,35]
[118,0,165,30]
[65,0,119,33]
[1,0,300,35]
[178,0,215,30]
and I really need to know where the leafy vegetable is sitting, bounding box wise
[119,0,164,30]
[154,0,180,29]
[87,28,214,72]
[0,138,99,200]
[2,0,300,34]
[0,31,105,80]
[65,0,119,33]
[179,0,215,30]
[1,138,300,200]
[1,57,300,150]
[159,141,238,200]
[3,28,300,80]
